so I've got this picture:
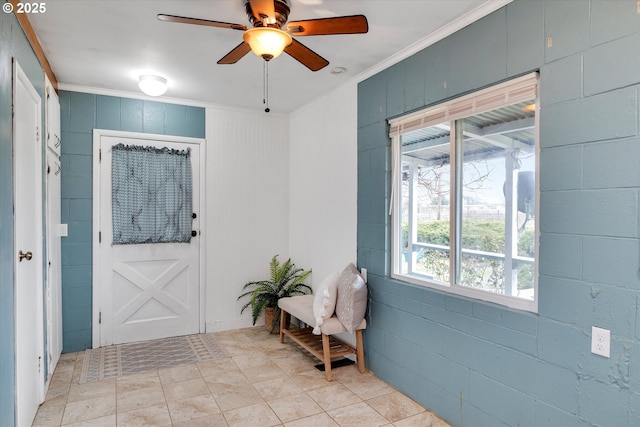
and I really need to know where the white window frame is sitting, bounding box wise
[389,73,539,312]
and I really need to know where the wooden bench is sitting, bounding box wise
[278,294,365,381]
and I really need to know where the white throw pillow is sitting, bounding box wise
[335,263,368,334]
[312,272,339,334]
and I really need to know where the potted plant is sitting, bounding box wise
[238,255,312,333]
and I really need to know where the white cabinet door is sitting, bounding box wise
[44,75,63,379]
[45,151,63,377]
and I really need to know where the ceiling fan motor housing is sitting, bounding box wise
[244,0,290,28]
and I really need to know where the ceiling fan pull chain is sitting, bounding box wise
[263,59,270,113]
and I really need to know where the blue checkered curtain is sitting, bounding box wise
[111,143,193,245]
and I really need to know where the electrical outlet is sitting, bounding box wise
[591,326,610,358]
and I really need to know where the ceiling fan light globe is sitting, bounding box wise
[138,75,168,96]
[243,27,292,60]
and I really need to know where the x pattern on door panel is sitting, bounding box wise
[113,258,190,324]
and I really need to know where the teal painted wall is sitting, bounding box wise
[358,1,640,425]
[59,92,205,352]
[0,11,46,427]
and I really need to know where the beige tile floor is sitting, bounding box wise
[33,327,451,427]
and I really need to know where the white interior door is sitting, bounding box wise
[13,60,45,427]
[94,132,204,346]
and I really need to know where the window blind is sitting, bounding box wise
[389,72,538,137]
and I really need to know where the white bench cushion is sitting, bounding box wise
[279,295,366,335]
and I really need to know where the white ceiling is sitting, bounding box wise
[29,0,507,113]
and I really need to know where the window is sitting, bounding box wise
[390,73,538,312]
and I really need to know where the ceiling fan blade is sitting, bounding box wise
[248,0,276,23]
[217,42,253,64]
[286,15,368,36]
[284,39,329,72]
[158,14,247,31]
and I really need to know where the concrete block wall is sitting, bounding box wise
[357,1,640,425]
[59,92,205,352]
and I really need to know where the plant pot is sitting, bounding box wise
[264,307,278,334]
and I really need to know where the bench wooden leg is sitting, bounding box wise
[322,333,332,381]
[356,329,365,373]
[279,309,287,344]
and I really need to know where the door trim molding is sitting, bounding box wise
[92,129,206,348]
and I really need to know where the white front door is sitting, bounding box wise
[94,132,205,346]
[13,60,45,427]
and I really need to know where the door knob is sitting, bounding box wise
[191,230,197,237]
[18,250,32,262]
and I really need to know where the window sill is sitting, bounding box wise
[391,272,538,313]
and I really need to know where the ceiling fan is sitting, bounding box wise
[158,0,368,72]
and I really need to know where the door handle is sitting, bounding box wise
[18,250,33,262]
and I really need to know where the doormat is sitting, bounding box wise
[79,333,229,383]
[314,358,355,371]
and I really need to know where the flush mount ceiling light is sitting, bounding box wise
[138,75,168,97]
[243,27,292,61]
